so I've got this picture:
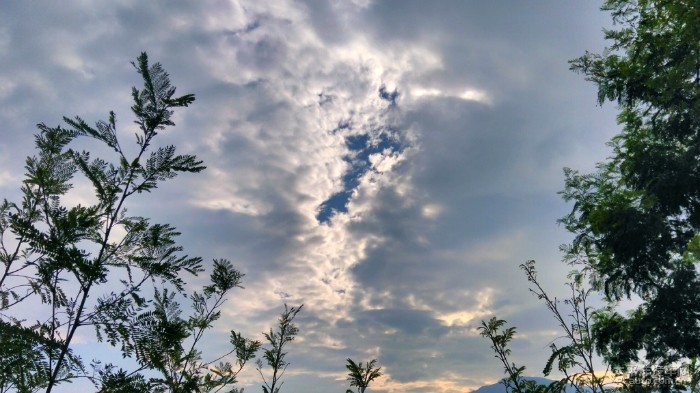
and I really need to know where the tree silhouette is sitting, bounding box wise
[256,304,303,393]
[345,358,382,393]
[565,0,700,368]
[0,53,259,393]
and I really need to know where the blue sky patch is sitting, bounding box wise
[317,131,403,223]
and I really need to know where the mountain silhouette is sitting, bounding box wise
[470,377,585,393]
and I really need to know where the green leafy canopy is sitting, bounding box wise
[565,0,700,368]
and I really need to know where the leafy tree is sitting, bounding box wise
[479,317,552,393]
[480,262,611,393]
[95,259,261,393]
[484,1,700,390]
[564,0,700,370]
[256,304,303,393]
[0,52,258,393]
[522,262,607,393]
[344,358,382,393]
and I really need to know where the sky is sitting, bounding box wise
[0,1,620,392]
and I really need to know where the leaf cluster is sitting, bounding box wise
[256,304,303,393]
[0,52,254,393]
[345,358,382,393]
[479,317,558,393]
[564,0,700,367]
[479,262,616,393]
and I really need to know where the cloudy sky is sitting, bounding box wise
[0,1,619,392]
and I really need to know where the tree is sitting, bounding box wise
[564,0,700,370]
[256,304,303,393]
[344,358,382,393]
[522,262,608,393]
[479,317,552,393]
[95,259,261,393]
[0,52,258,392]
[479,262,609,393]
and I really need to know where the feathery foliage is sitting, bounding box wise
[0,52,256,393]
[480,262,612,393]
[345,358,382,393]
[256,304,303,393]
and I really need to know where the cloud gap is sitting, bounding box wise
[316,124,405,224]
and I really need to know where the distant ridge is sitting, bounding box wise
[469,377,584,393]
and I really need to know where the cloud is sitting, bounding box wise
[0,1,619,392]
[410,86,493,105]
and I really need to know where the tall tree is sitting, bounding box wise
[256,304,303,393]
[479,263,609,393]
[345,358,382,393]
[0,53,258,392]
[479,317,551,393]
[564,0,700,369]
